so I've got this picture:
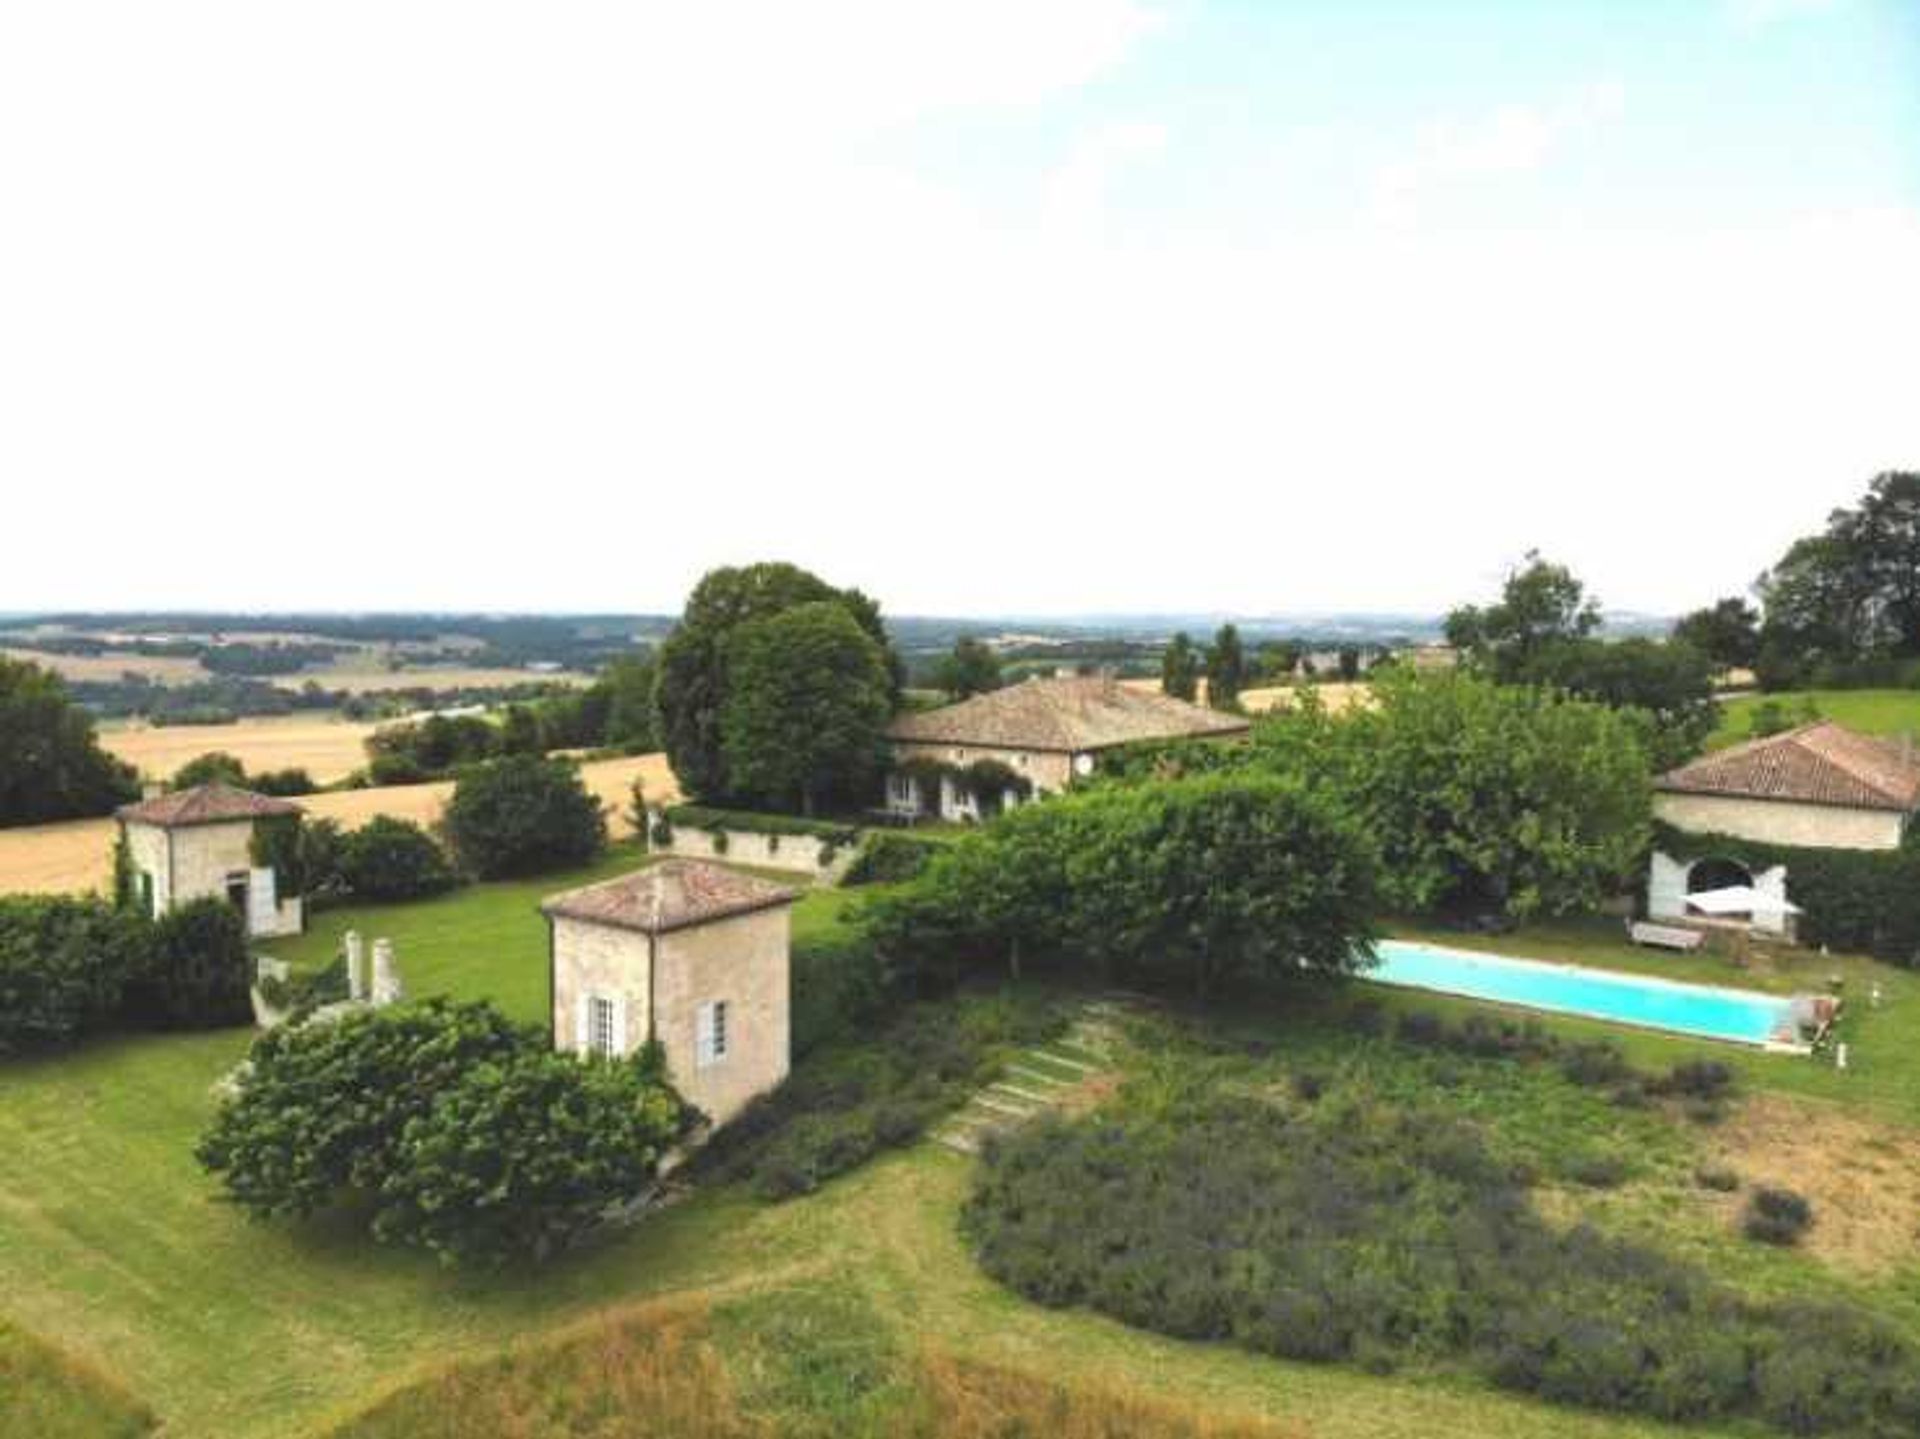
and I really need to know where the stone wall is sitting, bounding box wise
[1654,793,1904,852]
[650,819,852,883]
[655,905,791,1127]
[551,914,651,1060]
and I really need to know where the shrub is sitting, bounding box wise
[336,817,459,902]
[964,1101,1920,1438]
[1562,1152,1630,1189]
[842,833,938,887]
[1289,1071,1326,1103]
[1744,1187,1814,1246]
[1558,1040,1632,1089]
[1695,1165,1741,1192]
[129,898,253,1031]
[373,1048,687,1265]
[443,754,607,879]
[1654,1059,1736,1101]
[198,999,683,1263]
[171,751,248,789]
[0,896,150,1051]
[250,767,316,797]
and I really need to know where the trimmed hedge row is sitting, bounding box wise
[0,895,251,1052]
[1653,821,1920,964]
[840,833,940,887]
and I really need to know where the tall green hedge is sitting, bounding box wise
[1652,821,1920,964]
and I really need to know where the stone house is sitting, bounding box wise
[1648,721,1920,936]
[116,782,306,937]
[541,859,797,1128]
[882,673,1249,822]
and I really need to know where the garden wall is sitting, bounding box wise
[646,809,854,884]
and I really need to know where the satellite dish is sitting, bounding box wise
[1073,754,1095,776]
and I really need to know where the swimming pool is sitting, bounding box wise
[1366,939,1809,1050]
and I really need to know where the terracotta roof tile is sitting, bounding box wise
[886,675,1249,752]
[117,783,303,828]
[541,859,798,936]
[1656,721,1920,813]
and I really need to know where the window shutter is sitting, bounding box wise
[695,1003,714,1067]
[610,992,629,1059]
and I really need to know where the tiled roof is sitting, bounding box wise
[886,675,1250,752]
[1656,721,1920,813]
[541,859,799,936]
[117,783,303,828]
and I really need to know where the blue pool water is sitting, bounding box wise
[1367,940,1801,1048]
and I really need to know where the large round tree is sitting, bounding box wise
[655,562,898,801]
[0,656,139,827]
[721,601,893,815]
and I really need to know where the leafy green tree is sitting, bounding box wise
[249,767,315,797]
[1337,646,1362,682]
[496,705,543,756]
[171,751,248,789]
[373,1047,686,1265]
[1524,637,1718,771]
[336,816,459,901]
[0,656,139,827]
[1445,550,1602,677]
[1334,670,1650,917]
[443,754,606,878]
[1673,597,1761,671]
[1205,624,1245,710]
[932,637,1002,701]
[1160,632,1200,701]
[657,562,899,799]
[600,653,660,750]
[196,999,527,1219]
[721,602,893,814]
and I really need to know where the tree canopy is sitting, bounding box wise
[1756,472,1920,685]
[1672,597,1761,672]
[1160,632,1200,701]
[0,656,139,827]
[931,636,1003,701]
[1205,624,1245,710]
[721,601,893,814]
[443,754,606,878]
[656,562,899,802]
[1444,550,1601,675]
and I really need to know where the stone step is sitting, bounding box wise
[971,1094,1040,1119]
[1052,1036,1112,1064]
[934,1129,978,1154]
[1005,1063,1074,1090]
[988,1081,1057,1106]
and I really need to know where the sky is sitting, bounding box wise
[2,0,1917,619]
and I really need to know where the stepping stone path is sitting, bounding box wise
[932,994,1147,1156]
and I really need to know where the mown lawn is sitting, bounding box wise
[1711,689,1920,750]
[4,859,1919,1437]
[261,841,866,1028]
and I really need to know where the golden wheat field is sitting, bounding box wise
[268,665,591,695]
[0,754,678,898]
[0,647,210,686]
[100,715,385,785]
[1120,677,1372,715]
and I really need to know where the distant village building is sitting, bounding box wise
[882,673,1249,822]
[116,783,306,937]
[542,860,797,1128]
[1647,722,1920,938]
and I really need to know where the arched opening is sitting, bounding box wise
[1687,857,1753,895]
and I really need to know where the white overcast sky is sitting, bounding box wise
[2,1,1916,618]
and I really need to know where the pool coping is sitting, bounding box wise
[1363,939,1818,1054]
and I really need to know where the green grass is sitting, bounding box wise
[262,842,866,1028]
[0,1318,155,1438]
[1711,689,1920,750]
[6,862,1920,1437]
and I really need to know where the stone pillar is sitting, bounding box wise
[371,939,402,1007]
[344,931,366,1002]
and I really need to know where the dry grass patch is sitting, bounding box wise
[1698,1092,1920,1271]
[274,665,589,694]
[0,647,208,686]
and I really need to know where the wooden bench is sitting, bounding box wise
[1628,920,1706,952]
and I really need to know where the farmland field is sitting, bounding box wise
[0,647,208,686]
[0,753,678,896]
[266,664,590,694]
[100,714,383,784]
